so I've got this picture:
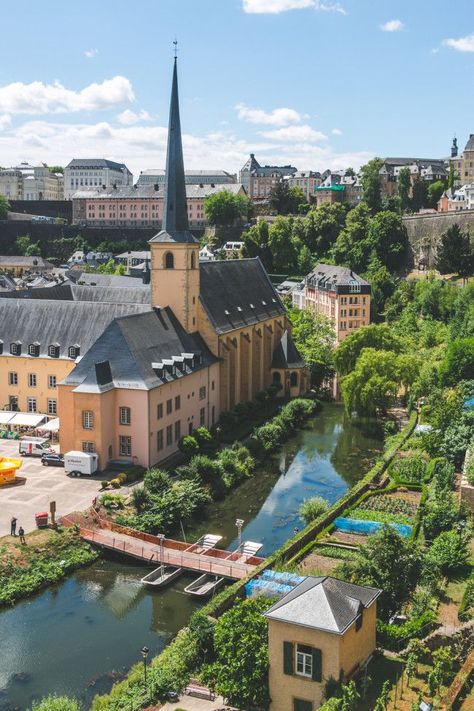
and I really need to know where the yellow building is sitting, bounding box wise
[264,576,381,711]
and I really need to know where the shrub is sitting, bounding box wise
[425,528,470,574]
[423,490,459,541]
[100,480,109,490]
[194,427,218,455]
[299,496,329,524]
[178,435,199,457]
[123,465,146,483]
[110,478,121,489]
[144,468,171,496]
[131,486,149,513]
[391,454,427,484]
[377,610,436,651]
[29,696,83,711]
[458,572,474,621]
[186,455,226,499]
[428,457,455,490]
[100,493,125,510]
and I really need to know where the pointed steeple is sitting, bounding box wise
[150,57,197,244]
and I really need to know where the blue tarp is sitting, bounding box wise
[261,570,306,586]
[245,579,293,599]
[463,397,474,410]
[334,517,412,538]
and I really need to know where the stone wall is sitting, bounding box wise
[403,210,474,268]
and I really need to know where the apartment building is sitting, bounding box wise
[239,154,297,201]
[295,264,371,343]
[287,171,322,202]
[137,169,236,187]
[450,134,474,185]
[0,163,63,201]
[64,159,133,199]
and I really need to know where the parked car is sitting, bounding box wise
[41,452,64,467]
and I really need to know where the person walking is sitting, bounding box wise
[18,526,26,544]
[10,516,17,536]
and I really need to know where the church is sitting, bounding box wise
[0,59,307,468]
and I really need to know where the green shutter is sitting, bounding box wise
[283,641,294,675]
[311,647,322,682]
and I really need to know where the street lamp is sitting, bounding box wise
[235,518,244,547]
[141,646,149,688]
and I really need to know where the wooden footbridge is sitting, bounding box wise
[62,514,264,580]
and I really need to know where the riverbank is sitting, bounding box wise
[0,527,99,607]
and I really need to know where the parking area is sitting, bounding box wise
[0,439,106,535]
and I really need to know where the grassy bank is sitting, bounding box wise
[0,527,99,607]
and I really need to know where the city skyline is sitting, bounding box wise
[0,0,472,178]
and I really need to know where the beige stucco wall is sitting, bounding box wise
[1,356,75,413]
[338,602,377,679]
[268,619,340,711]
[150,242,200,332]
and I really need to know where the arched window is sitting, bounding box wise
[290,372,298,387]
[164,252,174,269]
[272,371,281,384]
[191,251,196,269]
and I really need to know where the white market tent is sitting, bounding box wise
[9,413,47,427]
[37,418,60,432]
[0,412,15,425]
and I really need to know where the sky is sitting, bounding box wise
[0,0,473,180]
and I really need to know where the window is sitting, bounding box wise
[175,395,181,411]
[212,405,215,425]
[28,343,40,357]
[82,441,95,453]
[9,395,18,411]
[119,406,131,425]
[166,424,173,446]
[294,701,313,711]
[164,251,174,269]
[28,373,37,387]
[48,375,57,389]
[47,399,57,415]
[174,420,181,442]
[157,429,164,451]
[166,398,172,415]
[191,251,196,269]
[355,608,363,631]
[119,435,132,457]
[296,644,313,678]
[68,345,80,359]
[10,342,21,356]
[82,410,94,429]
[211,380,215,391]
[200,407,205,426]
[157,403,163,419]
[27,397,37,413]
[8,372,18,386]
[48,344,60,358]
[199,386,206,400]
[290,372,298,388]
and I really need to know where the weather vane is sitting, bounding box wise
[173,39,178,58]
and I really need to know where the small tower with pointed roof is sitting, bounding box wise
[149,56,200,331]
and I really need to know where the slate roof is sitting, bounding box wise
[0,284,151,304]
[63,307,217,392]
[67,271,148,288]
[464,134,474,152]
[66,158,130,171]
[199,258,285,334]
[264,576,381,635]
[0,299,151,360]
[0,256,55,269]
[307,263,369,288]
[271,330,306,369]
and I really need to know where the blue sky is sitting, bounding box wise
[0,0,472,178]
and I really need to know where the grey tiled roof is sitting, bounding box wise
[0,299,151,360]
[67,271,148,288]
[271,330,305,369]
[264,576,381,634]
[199,258,285,334]
[0,284,150,304]
[66,158,130,171]
[464,134,474,152]
[63,307,217,391]
[0,256,55,268]
[308,263,369,287]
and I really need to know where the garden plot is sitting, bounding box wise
[299,543,357,575]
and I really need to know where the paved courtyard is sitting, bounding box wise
[0,439,107,535]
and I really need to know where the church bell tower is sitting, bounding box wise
[149,56,200,331]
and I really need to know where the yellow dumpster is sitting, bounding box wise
[0,457,22,486]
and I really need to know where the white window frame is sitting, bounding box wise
[82,410,94,430]
[27,397,37,413]
[296,644,313,678]
[119,435,132,457]
[8,372,18,386]
[48,375,57,389]
[28,373,37,388]
[47,399,57,415]
[119,406,131,426]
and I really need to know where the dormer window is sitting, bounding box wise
[28,343,40,357]
[0,340,3,354]
[68,345,80,359]
[48,344,60,358]
[10,341,21,356]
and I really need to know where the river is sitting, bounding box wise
[0,404,382,710]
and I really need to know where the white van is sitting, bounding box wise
[64,451,99,477]
[19,437,52,457]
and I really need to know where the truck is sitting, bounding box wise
[19,437,53,457]
[64,451,99,477]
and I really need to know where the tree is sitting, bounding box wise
[343,525,422,620]
[287,186,307,214]
[411,177,428,212]
[368,210,409,272]
[405,653,417,687]
[440,338,474,386]
[360,158,383,214]
[397,167,411,212]
[427,180,446,209]
[288,306,336,386]
[48,165,64,174]
[242,219,273,270]
[334,324,402,375]
[269,179,290,214]
[29,696,82,711]
[203,598,271,708]
[363,259,398,322]
[332,202,372,271]
[436,224,474,280]
[299,496,329,524]
[374,680,391,710]
[0,194,10,219]
[15,234,41,256]
[204,190,249,226]
[268,217,298,272]
[425,528,470,574]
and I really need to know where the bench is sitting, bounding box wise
[185,684,215,700]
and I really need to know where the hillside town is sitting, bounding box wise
[0,4,473,711]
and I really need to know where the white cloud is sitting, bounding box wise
[243,0,346,14]
[0,76,134,115]
[443,32,474,52]
[261,125,327,141]
[380,19,404,32]
[0,117,372,179]
[0,114,11,130]
[331,127,342,135]
[117,109,152,125]
[236,103,306,126]
[84,48,99,59]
